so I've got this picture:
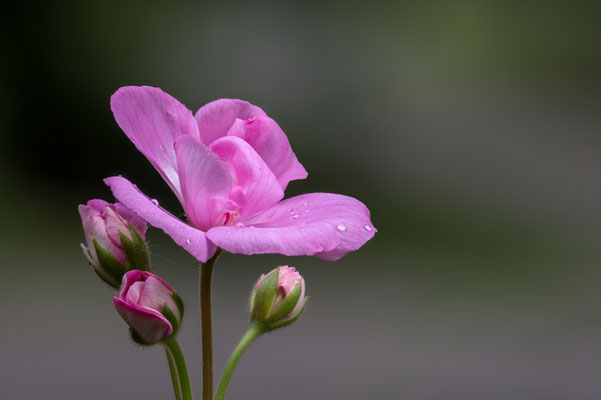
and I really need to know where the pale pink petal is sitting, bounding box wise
[113,203,148,237]
[114,297,173,344]
[278,266,303,296]
[78,200,104,222]
[210,136,283,223]
[194,99,266,146]
[227,116,307,190]
[82,215,126,264]
[103,206,130,247]
[207,193,376,260]
[111,86,199,201]
[104,176,217,262]
[174,136,233,231]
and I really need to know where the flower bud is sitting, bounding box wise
[113,270,184,345]
[250,266,307,330]
[78,199,149,288]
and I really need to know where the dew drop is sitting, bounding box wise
[185,238,191,245]
[337,223,346,231]
[303,202,308,206]
[289,208,296,215]
[304,209,310,213]
[293,214,300,219]
[159,145,164,151]
[364,225,372,232]
[151,199,159,206]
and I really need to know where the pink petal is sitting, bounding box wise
[114,297,173,344]
[104,176,217,262]
[174,136,233,231]
[120,270,174,295]
[227,116,307,190]
[111,86,199,201]
[210,136,284,223]
[206,193,376,260]
[126,281,144,303]
[194,99,266,146]
[138,276,180,320]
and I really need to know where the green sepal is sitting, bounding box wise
[92,238,126,288]
[130,327,152,346]
[267,282,302,323]
[266,298,308,331]
[120,224,150,270]
[172,291,185,318]
[251,270,279,320]
[162,303,180,334]
[248,289,256,314]
[91,264,121,289]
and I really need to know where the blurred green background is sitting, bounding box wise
[2,1,601,399]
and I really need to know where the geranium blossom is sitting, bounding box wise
[105,86,375,262]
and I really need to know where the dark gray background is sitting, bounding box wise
[2,1,601,399]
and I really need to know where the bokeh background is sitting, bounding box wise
[2,1,601,399]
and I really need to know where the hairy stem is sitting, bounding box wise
[164,337,192,400]
[200,249,222,400]
[165,345,183,400]
[215,321,265,400]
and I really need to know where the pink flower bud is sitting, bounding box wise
[78,199,149,287]
[250,266,307,330]
[113,270,184,345]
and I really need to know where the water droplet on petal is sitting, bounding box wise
[304,209,310,213]
[293,214,300,219]
[185,238,191,245]
[337,223,346,231]
[303,202,308,206]
[151,199,159,206]
[364,225,372,232]
[159,145,164,151]
[289,208,296,215]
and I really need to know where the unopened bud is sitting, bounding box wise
[250,266,307,331]
[78,199,149,288]
[113,270,184,345]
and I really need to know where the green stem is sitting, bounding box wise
[215,322,265,400]
[165,345,183,400]
[164,337,193,400]
[200,249,222,400]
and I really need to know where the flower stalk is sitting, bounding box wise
[215,321,266,400]
[200,248,222,400]
[164,337,193,400]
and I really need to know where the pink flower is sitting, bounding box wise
[105,86,376,262]
[251,266,307,329]
[78,199,148,287]
[113,270,184,345]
